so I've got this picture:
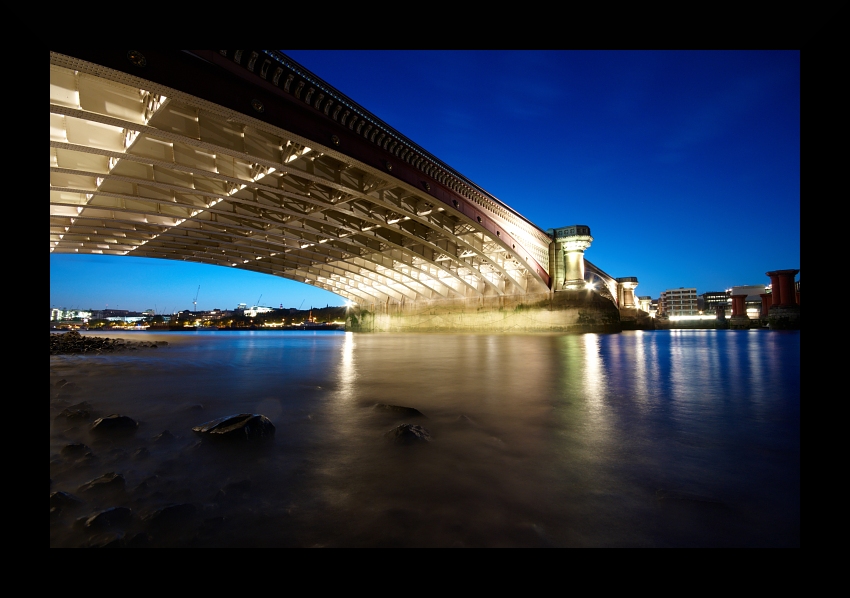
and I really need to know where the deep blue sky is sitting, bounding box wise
[50,50,800,313]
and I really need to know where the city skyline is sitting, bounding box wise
[50,50,800,313]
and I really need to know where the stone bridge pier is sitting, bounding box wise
[730,293,752,329]
[549,225,593,291]
[766,269,800,330]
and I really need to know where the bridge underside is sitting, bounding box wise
[50,51,554,306]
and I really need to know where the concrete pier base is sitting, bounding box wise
[768,305,801,330]
[619,308,656,330]
[345,290,622,333]
[730,315,755,330]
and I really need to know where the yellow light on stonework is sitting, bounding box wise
[586,282,596,290]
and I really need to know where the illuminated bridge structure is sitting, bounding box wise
[50,50,636,328]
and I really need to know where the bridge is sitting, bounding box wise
[50,50,643,331]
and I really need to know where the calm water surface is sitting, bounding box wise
[49,329,800,547]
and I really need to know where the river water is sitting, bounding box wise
[49,329,800,547]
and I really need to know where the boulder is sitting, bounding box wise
[192,414,275,441]
[385,423,431,444]
[50,490,83,510]
[84,507,133,530]
[58,402,93,421]
[77,472,125,495]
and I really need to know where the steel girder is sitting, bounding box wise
[50,51,552,305]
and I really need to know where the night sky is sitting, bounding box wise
[50,50,800,314]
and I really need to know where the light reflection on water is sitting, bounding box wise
[49,329,799,547]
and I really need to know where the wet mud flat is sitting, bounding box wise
[48,368,541,548]
[50,372,318,547]
[49,330,800,548]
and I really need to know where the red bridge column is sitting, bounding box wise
[731,294,747,317]
[759,293,772,318]
[776,269,799,307]
[767,272,782,306]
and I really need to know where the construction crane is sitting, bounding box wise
[193,286,200,311]
[256,294,262,307]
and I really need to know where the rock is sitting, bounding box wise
[192,414,275,441]
[57,402,93,421]
[77,472,125,495]
[50,331,169,355]
[384,423,431,444]
[84,507,133,529]
[50,490,83,509]
[373,404,426,418]
[90,414,138,435]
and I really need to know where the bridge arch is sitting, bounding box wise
[51,50,555,306]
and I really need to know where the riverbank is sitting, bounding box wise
[50,330,168,355]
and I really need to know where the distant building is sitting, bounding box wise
[244,306,275,317]
[107,316,147,324]
[51,308,92,321]
[659,288,698,317]
[701,291,730,314]
[90,309,141,319]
